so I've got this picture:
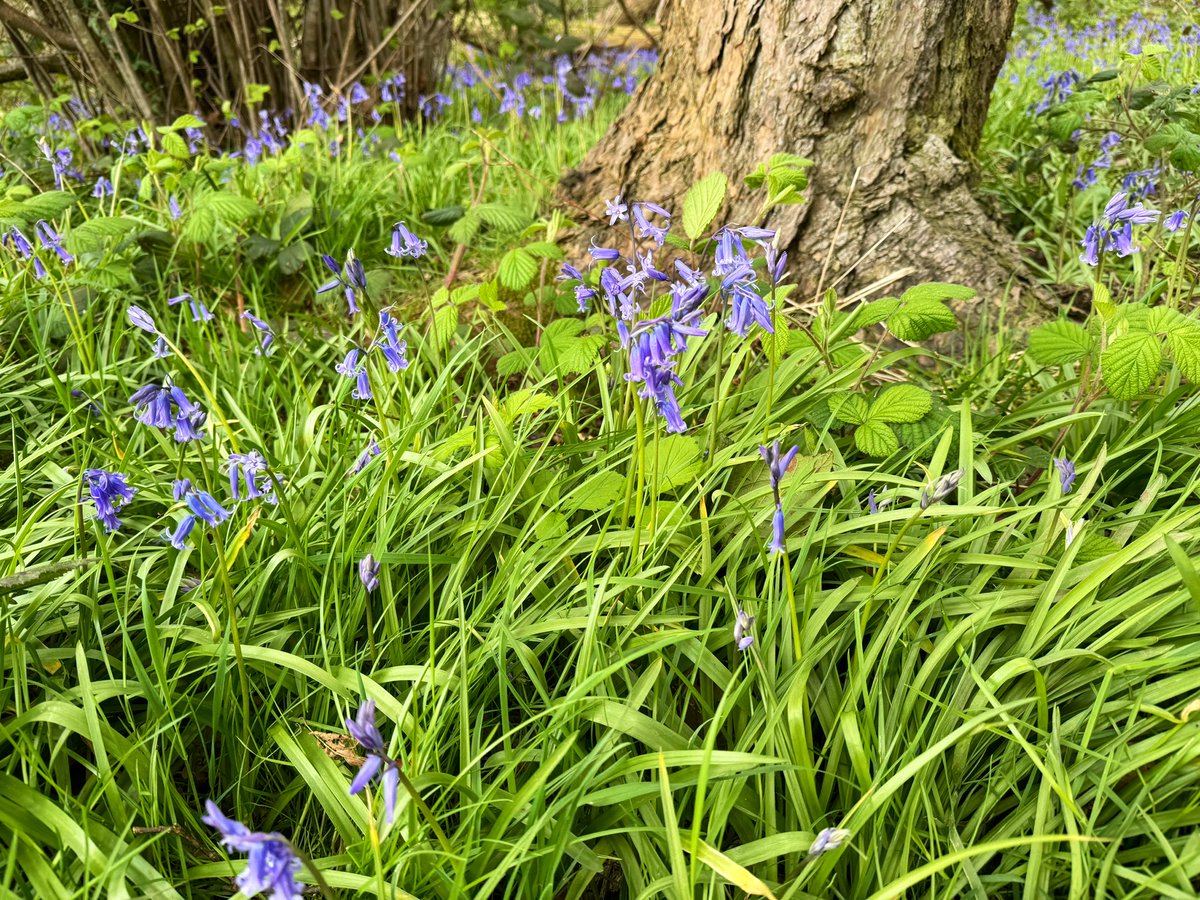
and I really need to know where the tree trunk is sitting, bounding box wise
[561,0,1034,316]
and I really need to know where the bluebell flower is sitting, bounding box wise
[375,310,409,372]
[760,441,799,554]
[336,348,372,400]
[169,292,215,323]
[317,254,362,316]
[127,305,158,334]
[736,226,776,243]
[185,487,231,526]
[920,468,964,510]
[1165,210,1189,233]
[1053,456,1076,494]
[631,201,670,246]
[34,220,73,265]
[201,801,304,900]
[359,554,381,593]
[229,451,271,501]
[558,263,596,312]
[1079,191,1159,266]
[168,194,182,220]
[605,195,629,224]
[92,176,113,198]
[386,221,428,259]
[152,336,172,359]
[129,381,206,442]
[83,469,136,533]
[242,310,274,355]
[733,608,754,651]
[352,435,381,474]
[589,240,620,262]
[345,699,401,824]
[164,514,196,550]
[808,827,851,856]
[173,478,192,500]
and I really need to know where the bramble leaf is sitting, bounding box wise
[899,282,977,305]
[1101,332,1162,400]
[869,384,933,424]
[498,248,537,290]
[682,172,727,240]
[562,471,626,512]
[1166,327,1200,382]
[1028,320,1095,366]
[855,420,899,457]
[887,299,957,342]
[828,393,869,425]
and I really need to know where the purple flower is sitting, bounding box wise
[168,194,182,220]
[129,381,206,442]
[201,802,304,900]
[83,469,136,533]
[92,176,113,198]
[1053,456,1076,494]
[152,336,172,359]
[34,220,72,265]
[1079,191,1159,266]
[632,202,670,246]
[733,608,754,651]
[605,195,629,225]
[808,827,851,856]
[127,305,158,334]
[167,292,214,323]
[242,310,274,355]
[760,441,798,555]
[345,699,401,824]
[375,310,409,372]
[352,436,381,474]
[317,254,362,316]
[164,514,196,550]
[359,554,381,593]
[184,487,231,526]
[386,221,427,259]
[336,348,372,400]
[589,239,620,262]
[229,451,271,502]
[1165,210,1189,233]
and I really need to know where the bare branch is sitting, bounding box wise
[0,1,78,50]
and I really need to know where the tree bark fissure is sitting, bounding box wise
[562,0,1037,320]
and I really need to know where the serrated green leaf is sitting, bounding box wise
[474,202,527,232]
[498,248,537,290]
[19,191,76,221]
[1167,328,1200,382]
[447,209,481,244]
[869,384,932,424]
[65,216,139,253]
[500,389,555,422]
[497,348,536,378]
[160,131,189,160]
[433,304,458,349]
[828,393,869,425]
[900,282,977,304]
[1028,320,1095,366]
[478,279,503,311]
[1101,331,1162,399]
[523,240,563,260]
[562,471,626,512]
[170,113,205,130]
[655,434,703,492]
[854,420,899,457]
[762,306,791,364]
[682,172,726,240]
[852,298,900,329]
[200,190,258,225]
[888,299,957,342]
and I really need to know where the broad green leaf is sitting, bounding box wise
[523,240,563,260]
[869,384,932,424]
[200,190,258,225]
[888,299,957,342]
[1167,327,1200,382]
[562,471,626,512]
[499,389,555,422]
[474,202,527,232]
[18,190,76,221]
[828,393,869,425]
[762,306,791,364]
[433,303,458,349]
[1028,320,1095,366]
[1101,332,1162,400]
[160,131,189,159]
[65,216,139,253]
[498,247,537,290]
[852,297,900,329]
[855,420,899,457]
[497,348,535,378]
[682,171,727,240]
[899,282,977,305]
[656,434,702,491]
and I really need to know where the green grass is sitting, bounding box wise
[2,14,1200,900]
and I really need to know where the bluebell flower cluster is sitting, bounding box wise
[169,292,214,323]
[1073,131,1120,190]
[1031,69,1081,114]
[336,349,372,400]
[352,435,382,474]
[345,699,402,824]
[1164,209,1189,233]
[229,451,277,504]
[2,226,46,279]
[242,310,274,355]
[84,469,136,533]
[317,252,368,316]
[733,608,755,651]
[202,802,304,900]
[386,221,427,259]
[359,554,381,593]
[1080,191,1160,265]
[375,310,409,372]
[164,479,231,550]
[1053,456,1076,494]
[760,441,799,554]
[129,380,207,442]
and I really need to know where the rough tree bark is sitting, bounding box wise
[561,0,1037,317]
